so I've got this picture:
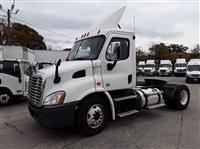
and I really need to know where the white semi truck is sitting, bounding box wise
[158,60,173,76]
[137,61,145,75]
[28,7,190,136]
[174,58,187,76]
[0,46,33,105]
[186,59,200,83]
[143,60,157,76]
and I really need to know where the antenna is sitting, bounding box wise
[133,16,135,33]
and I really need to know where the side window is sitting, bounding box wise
[106,38,129,61]
[1,61,21,78]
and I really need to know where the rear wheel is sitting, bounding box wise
[164,85,190,110]
[0,90,12,105]
[76,95,108,136]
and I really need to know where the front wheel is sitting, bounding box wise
[0,91,12,105]
[76,95,108,136]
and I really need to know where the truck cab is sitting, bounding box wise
[158,60,173,76]
[0,59,33,105]
[186,59,200,83]
[143,60,157,76]
[28,7,190,136]
[174,58,187,76]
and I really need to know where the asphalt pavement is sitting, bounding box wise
[0,77,199,149]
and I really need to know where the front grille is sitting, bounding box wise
[191,74,200,78]
[177,69,184,72]
[145,70,151,73]
[28,74,43,106]
[160,70,166,73]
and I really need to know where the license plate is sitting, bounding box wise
[193,79,198,81]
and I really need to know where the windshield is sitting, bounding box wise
[67,35,105,60]
[160,64,171,67]
[21,61,32,76]
[187,65,200,71]
[145,64,155,68]
[175,63,187,67]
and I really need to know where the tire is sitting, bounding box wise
[76,95,108,136]
[0,90,12,105]
[164,85,190,110]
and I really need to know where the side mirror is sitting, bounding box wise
[54,59,61,84]
[55,59,61,66]
[15,66,22,83]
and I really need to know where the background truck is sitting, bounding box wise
[137,61,145,75]
[186,59,200,83]
[0,46,33,105]
[34,50,70,70]
[174,58,187,76]
[28,7,190,136]
[143,60,157,76]
[158,60,173,76]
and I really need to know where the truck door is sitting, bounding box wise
[0,61,23,96]
[101,34,134,91]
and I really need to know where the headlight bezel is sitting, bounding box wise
[43,90,66,106]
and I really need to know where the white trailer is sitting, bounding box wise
[28,7,190,136]
[34,50,70,70]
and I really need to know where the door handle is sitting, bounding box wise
[128,74,132,84]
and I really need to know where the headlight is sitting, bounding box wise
[43,91,66,106]
[174,69,177,72]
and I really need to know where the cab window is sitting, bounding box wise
[106,38,129,61]
[0,61,21,78]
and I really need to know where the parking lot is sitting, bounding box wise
[0,77,199,149]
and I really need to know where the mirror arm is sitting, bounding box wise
[54,59,61,84]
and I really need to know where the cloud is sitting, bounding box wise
[1,0,199,50]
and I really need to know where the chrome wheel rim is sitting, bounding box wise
[87,104,104,129]
[0,94,10,104]
[180,90,188,105]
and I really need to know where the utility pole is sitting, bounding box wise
[0,0,19,45]
[7,9,11,45]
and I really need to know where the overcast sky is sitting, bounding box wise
[0,0,199,51]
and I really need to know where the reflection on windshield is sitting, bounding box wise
[160,64,171,67]
[175,63,187,67]
[67,35,105,61]
[187,65,200,71]
[145,64,155,68]
[21,61,32,76]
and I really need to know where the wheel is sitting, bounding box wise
[0,90,12,105]
[164,85,190,110]
[76,95,108,136]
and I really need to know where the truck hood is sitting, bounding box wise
[144,68,153,70]
[175,67,186,70]
[187,71,200,75]
[38,60,92,78]
[159,67,170,70]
